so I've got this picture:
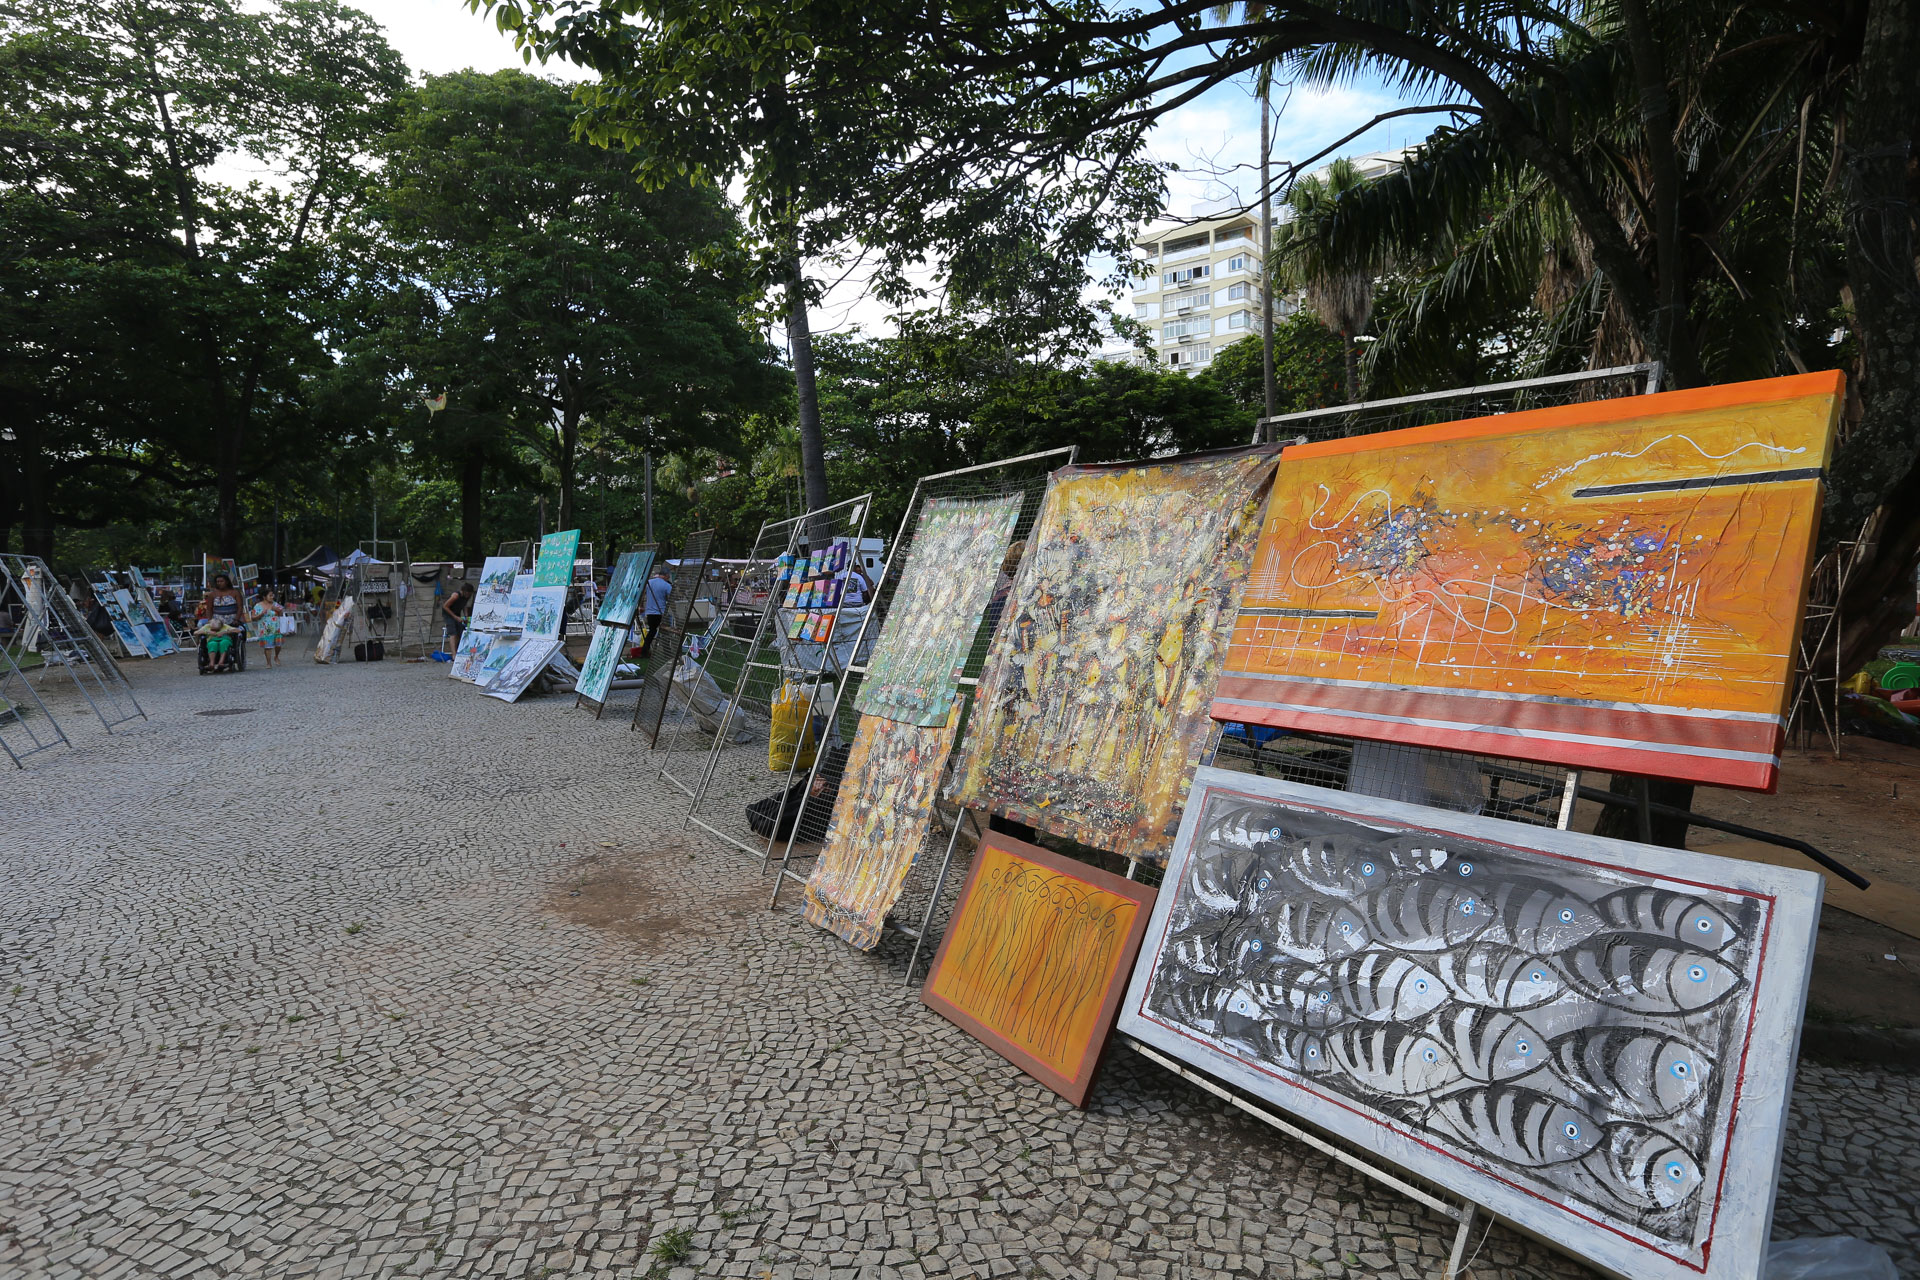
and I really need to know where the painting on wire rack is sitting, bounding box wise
[1118,766,1821,1280]
[951,445,1281,864]
[802,705,961,950]
[599,548,656,627]
[1214,371,1843,791]
[853,494,1022,727]
[522,585,567,639]
[923,832,1155,1106]
[532,529,580,587]
[575,624,624,706]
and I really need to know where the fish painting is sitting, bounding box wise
[1128,772,1782,1258]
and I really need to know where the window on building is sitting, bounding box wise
[1165,233,1208,255]
[1216,226,1251,244]
[1170,291,1211,312]
[1227,311,1249,329]
[1134,302,1160,320]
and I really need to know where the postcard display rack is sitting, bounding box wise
[671,497,876,861]
[0,554,146,735]
[760,450,1075,937]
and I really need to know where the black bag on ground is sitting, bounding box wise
[367,638,384,661]
[353,641,368,662]
[745,744,851,842]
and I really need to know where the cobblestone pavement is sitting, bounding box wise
[2,655,1915,1279]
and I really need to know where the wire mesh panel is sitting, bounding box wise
[681,494,875,861]
[0,642,70,767]
[631,529,716,747]
[763,450,1076,942]
[0,554,145,732]
[1258,363,1661,443]
[653,516,804,794]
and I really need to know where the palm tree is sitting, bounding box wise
[1270,158,1379,404]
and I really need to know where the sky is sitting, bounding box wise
[347,0,1431,340]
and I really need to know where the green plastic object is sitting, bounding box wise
[1881,662,1920,691]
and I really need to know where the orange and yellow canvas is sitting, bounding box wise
[921,832,1155,1106]
[1214,372,1843,791]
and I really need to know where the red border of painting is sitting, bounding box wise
[1131,780,1778,1273]
[922,831,1158,1107]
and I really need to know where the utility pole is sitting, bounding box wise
[1259,79,1277,441]
[643,452,654,544]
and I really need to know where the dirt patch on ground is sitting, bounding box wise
[1807,909,1920,1029]
[545,840,768,948]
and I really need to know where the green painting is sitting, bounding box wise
[532,530,580,588]
[853,495,1022,727]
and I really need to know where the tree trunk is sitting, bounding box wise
[1829,0,1920,673]
[557,408,579,533]
[459,446,485,566]
[1342,334,1361,404]
[18,420,55,562]
[786,260,830,538]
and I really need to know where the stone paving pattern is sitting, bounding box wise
[2,655,1915,1279]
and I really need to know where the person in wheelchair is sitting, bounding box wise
[196,613,243,673]
[195,573,249,673]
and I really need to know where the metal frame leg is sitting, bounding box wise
[902,806,976,984]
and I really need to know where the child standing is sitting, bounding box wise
[251,589,286,668]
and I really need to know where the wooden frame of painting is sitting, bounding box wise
[1214,371,1843,792]
[1117,765,1822,1280]
[922,831,1156,1107]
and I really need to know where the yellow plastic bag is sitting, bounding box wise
[769,681,818,774]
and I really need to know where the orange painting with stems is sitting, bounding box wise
[922,833,1155,1106]
[1213,372,1844,791]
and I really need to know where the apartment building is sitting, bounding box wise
[1119,151,1407,373]
[1126,203,1280,372]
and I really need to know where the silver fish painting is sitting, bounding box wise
[1121,768,1819,1280]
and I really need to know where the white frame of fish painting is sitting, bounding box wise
[1116,766,1821,1280]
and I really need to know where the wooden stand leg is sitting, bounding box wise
[1443,1203,1478,1280]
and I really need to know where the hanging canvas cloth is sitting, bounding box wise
[950,444,1280,865]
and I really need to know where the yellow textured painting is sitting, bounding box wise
[1213,372,1843,791]
[952,446,1281,863]
[802,704,962,950]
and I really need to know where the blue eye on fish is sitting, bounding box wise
[1326,1026,1464,1097]
[1266,897,1371,963]
[1593,887,1742,952]
[1559,934,1742,1014]
[1546,1026,1712,1120]
[1430,943,1566,1009]
[1326,952,1446,1022]
[1580,1127,1705,1212]
[1353,879,1493,952]
[1426,1007,1542,1083]
[1280,837,1390,899]
[1478,880,1605,954]
[1427,1087,1603,1167]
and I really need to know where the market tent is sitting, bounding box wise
[287,544,339,570]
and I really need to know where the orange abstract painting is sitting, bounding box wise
[1214,372,1843,791]
[922,833,1155,1106]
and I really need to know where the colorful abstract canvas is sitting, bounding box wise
[469,556,522,631]
[923,832,1156,1106]
[802,705,962,950]
[1214,372,1843,791]
[951,446,1281,863]
[598,548,656,627]
[532,530,580,588]
[1119,766,1822,1280]
[853,495,1022,726]
[575,624,624,706]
